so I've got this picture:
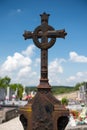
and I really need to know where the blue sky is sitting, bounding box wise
[0,0,87,86]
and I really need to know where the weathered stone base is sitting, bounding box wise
[19,90,69,130]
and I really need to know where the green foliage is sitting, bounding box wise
[0,76,24,100]
[10,84,17,91]
[74,82,86,90]
[25,86,75,95]
[0,76,11,88]
[51,86,75,95]
[0,76,87,100]
[15,84,24,99]
[61,97,69,105]
[10,83,24,99]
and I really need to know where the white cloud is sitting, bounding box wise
[34,58,40,67]
[16,66,38,86]
[66,71,87,85]
[1,46,87,86]
[1,52,31,72]
[0,44,39,86]
[18,66,31,77]
[69,51,87,62]
[22,44,35,56]
[49,58,64,74]
[66,76,75,82]
[48,58,65,85]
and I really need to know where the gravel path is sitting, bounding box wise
[0,117,23,130]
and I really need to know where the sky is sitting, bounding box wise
[0,0,87,87]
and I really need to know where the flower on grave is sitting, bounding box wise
[79,107,87,119]
[70,110,79,119]
[76,106,87,124]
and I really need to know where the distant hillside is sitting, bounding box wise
[51,86,75,95]
[25,86,76,95]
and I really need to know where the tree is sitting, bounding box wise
[10,83,18,91]
[10,83,24,99]
[0,76,24,100]
[0,76,11,88]
[16,84,24,100]
[74,82,86,90]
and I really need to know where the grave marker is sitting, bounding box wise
[19,12,69,130]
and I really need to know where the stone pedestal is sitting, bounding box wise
[19,89,69,130]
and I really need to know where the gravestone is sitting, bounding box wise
[0,88,15,101]
[79,82,87,105]
[0,88,6,100]
[19,12,69,130]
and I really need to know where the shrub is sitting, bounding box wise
[61,97,69,106]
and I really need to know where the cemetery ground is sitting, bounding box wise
[1,91,87,130]
[0,82,87,129]
[55,91,87,128]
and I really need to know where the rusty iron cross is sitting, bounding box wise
[23,12,67,88]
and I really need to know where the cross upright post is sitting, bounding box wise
[23,12,67,90]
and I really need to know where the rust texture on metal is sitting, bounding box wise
[19,12,69,130]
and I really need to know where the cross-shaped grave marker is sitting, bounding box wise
[23,12,67,89]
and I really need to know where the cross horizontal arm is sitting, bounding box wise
[23,30,42,40]
[23,29,67,40]
[47,29,67,38]
[23,31,33,40]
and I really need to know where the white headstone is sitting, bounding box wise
[6,87,10,100]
